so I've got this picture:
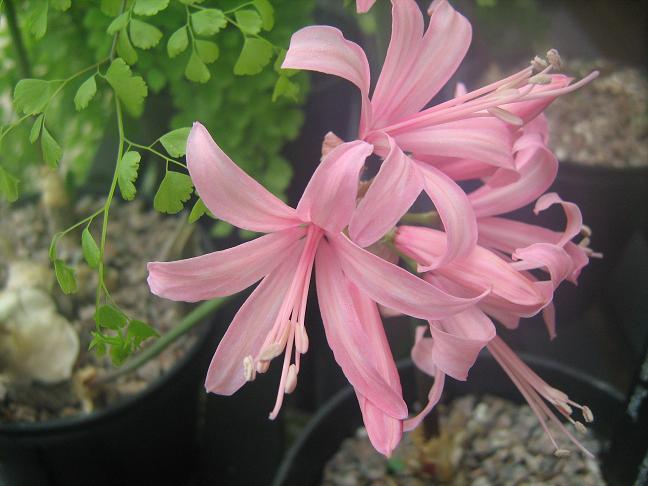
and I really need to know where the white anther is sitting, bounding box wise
[581,225,592,237]
[529,74,552,85]
[546,49,563,70]
[284,364,298,394]
[554,448,571,458]
[531,56,548,71]
[575,421,587,434]
[582,405,594,423]
[487,107,523,126]
[295,322,309,354]
[258,342,284,361]
[256,360,270,374]
[243,355,256,382]
[579,237,591,248]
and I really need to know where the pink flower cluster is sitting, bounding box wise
[148,0,599,458]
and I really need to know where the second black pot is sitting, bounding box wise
[273,354,625,486]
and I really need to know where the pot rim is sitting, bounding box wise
[0,316,212,437]
[559,160,648,175]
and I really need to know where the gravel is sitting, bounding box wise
[322,395,605,485]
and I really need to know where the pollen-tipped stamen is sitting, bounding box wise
[488,337,595,458]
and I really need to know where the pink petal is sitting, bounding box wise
[396,226,543,308]
[504,75,572,124]
[428,307,496,381]
[481,304,520,330]
[393,118,514,170]
[147,227,305,302]
[283,26,372,135]
[534,193,583,247]
[415,160,478,268]
[350,281,404,455]
[357,394,403,457]
[330,233,485,320]
[417,155,498,181]
[478,217,589,284]
[543,303,557,340]
[512,243,573,288]
[404,368,445,432]
[204,248,303,395]
[371,0,471,127]
[469,135,558,218]
[297,140,373,233]
[349,136,423,247]
[356,0,376,13]
[411,326,436,376]
[187,123,301,232]
[315,239,408,419]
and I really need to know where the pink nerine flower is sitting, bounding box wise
[147,123,485,456]
[283,0,597,261]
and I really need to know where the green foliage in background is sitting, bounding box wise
[0,0,314,364]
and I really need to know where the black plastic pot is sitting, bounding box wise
[272,354,625,486]
[0,317,216,486]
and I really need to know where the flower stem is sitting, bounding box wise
[95,96,124,311]
[399,210,440,226]
[3,0,31,78]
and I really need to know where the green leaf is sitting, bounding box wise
[74,75,97,111]
[13,79,60,115]
[133,0,169,16]
[51,0,71,11]
[167,26,189,58]
[195,40,219,64]
[29,114,44,143]
[253,0,274,30]
[117,30,138,65]
[235,10,262,36]
[105,58,148,117]
[129,19,163,49]
[81,228,100,269]
[233,37,273,75]
[127,320,159,347]
[185,51,210,83]
[272,75,299,102]
[117,150,141,200]
[191,9,226,36]
[159,127,190,157]
[54,259,77,294]
[101,0,122,16]
[88,332,107,357]
[210,220,233,238]
[0,166,19,203]
[95,304,128,330]
[30,0,48,39]
[188,198,207,223]
[41,126,62,168]
[239,228,259,240]
[153,171,193,214]
[110,342,130,366]
[107,11,129,34]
